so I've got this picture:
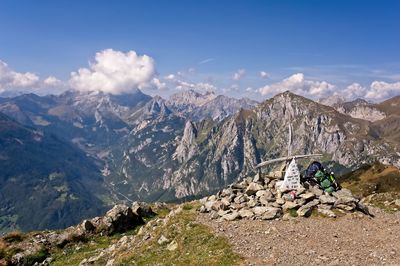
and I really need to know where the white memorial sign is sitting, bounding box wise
[279,158,301,192]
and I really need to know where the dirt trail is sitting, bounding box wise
[197,208,400,266]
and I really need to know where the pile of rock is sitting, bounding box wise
[199,174,371,221]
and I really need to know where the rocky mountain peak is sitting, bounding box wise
[173,120,198,163]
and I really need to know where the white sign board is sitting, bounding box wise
[278,158,301,192]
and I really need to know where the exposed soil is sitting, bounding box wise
[197,207,400,266]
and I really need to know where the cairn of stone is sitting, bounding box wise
[199,174,371,221]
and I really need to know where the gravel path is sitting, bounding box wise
[197,208,400,266]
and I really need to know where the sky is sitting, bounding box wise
[0,0,399,101]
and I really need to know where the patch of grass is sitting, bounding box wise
[3,231,25,243]
[287,208,298,217]
[117,205,242,266]
[363,192,400,213]
[0,240,22,262]
[51,235,118,266]
[22,248,48,265]
[50,228,140,266]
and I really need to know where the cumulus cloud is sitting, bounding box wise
[365,81,400,101]
[69,49,156,94]
[259,71,269,79]
[233,69,246,81]
[0,60,39,91]
[340,83,367,100]
[258,73,335,99]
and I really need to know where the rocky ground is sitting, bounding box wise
[197,207,400,266]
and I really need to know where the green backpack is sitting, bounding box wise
[314,170,340,193]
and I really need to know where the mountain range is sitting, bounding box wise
[0,89,399,232]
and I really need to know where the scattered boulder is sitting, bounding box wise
[99,204,144,235]
[131,201,155,218]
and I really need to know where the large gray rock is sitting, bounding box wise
[81,219,95,232]
[131,201,155,217]
[99,204,144,235]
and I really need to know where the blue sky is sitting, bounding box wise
[0,0,399,101]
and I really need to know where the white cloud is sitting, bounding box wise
[258,73,335,99]
[233,69,246,81]
[69,49,156,94]
[151,78,166,90]
[0,60,39,91]
[365,81,400,101]
[259,71,269,79]
[341,83,367,100]
[165,74,175,80]
[174,79,216,93]
[198,58,214,65]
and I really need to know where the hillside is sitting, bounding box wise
[0,113,107,233]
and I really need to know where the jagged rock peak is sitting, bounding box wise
[174,120,198,162]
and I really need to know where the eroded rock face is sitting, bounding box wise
[200,174,371,221]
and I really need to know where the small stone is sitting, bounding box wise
[211,212,219,219]
[319,194,336,204]
[276,198,285,205]
[297,206,312,217]
[394,199,400,207]
[253,173,264,184]
[332,188,353,198]
[208,195,217,201]
[222,211,240,221]
[318,208,336,218]
[309,186,324,196]
[261,207,282,220]
[158,235,169,245]
[166,240,178,251]
[334,196,357,206]
[247,198,258,208]
[217,210,230,216]
[296,187,306,196]
[252,206,269,216]
[318,204,332,210]
[245,182,264,195]
[335,203,356,211]
[238,208,254,218]
[199,205,207,213]
[204,200,215,212]
[300,192,315,201]
[282,201,300,211]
